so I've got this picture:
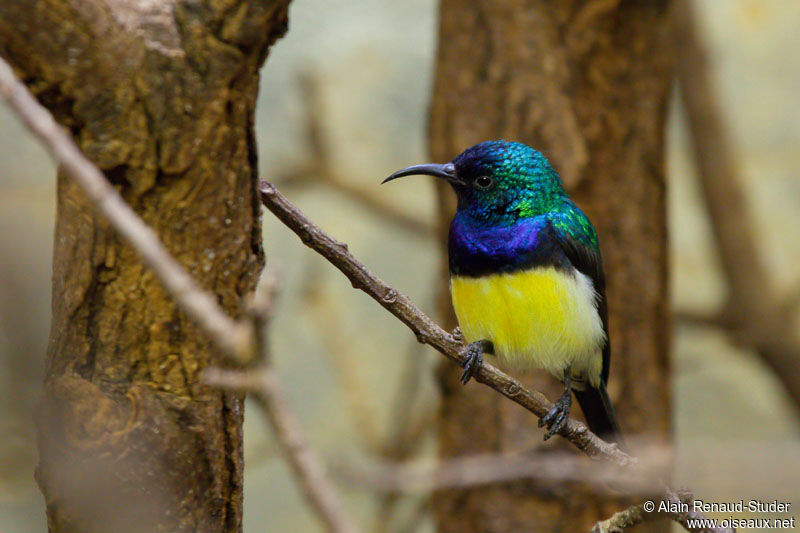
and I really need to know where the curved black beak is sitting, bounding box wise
[382,162,460,184]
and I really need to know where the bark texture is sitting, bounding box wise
[0,1,290,531]
[429,2,674,531]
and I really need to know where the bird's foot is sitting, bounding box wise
[538,378,573,440]
[460,340,492,385]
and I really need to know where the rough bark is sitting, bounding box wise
[0,1,290,531]
[429,1,674,531]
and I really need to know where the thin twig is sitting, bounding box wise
[663,488,730,533]
[301,264,435,532]
[0,53,727,533]
[301,265,384,453]
[259,181,632,466]
[592,503,653,533]
[337,447,672,496]
[205,367,359,533]
[381,309,437,461]
[593,488,730,533]
[0,57,253,361]
[258,181,732,533]
[371,337,436,533]
[208,272,358,533]
[672,310,724,330]
[209,269,357,533]
[0,56,355,533]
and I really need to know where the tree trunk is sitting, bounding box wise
[0,2,290,531]
[429,1,674,531]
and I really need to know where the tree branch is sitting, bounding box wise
[206,272,358,533]
[1,55,357,533]
[205,362,358,533]
[301,269,384,453]
[0,50,727,533]
[0,56,254,361]
[300,264,437,531]
[259,180,632,465]
[594,488,731,533]
[592,503,654,533]
[257,181,732,532]
[337,447,672,496]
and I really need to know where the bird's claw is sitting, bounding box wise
[460,341,485,385]
[538,388,572,440]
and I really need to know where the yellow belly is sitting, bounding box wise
[450,267,605,386]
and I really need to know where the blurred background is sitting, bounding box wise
[1,0,798,531]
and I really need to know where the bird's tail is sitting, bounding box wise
[574,382,625,450]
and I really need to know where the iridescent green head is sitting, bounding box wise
[383,140,566,226]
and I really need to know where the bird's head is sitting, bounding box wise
[383,140,565,226]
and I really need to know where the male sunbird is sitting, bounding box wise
[383,140,623,444]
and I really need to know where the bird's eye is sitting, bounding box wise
[474,176,493,189]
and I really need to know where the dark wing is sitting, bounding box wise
[552,224,610,384]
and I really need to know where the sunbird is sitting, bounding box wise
[383,140,623,444]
